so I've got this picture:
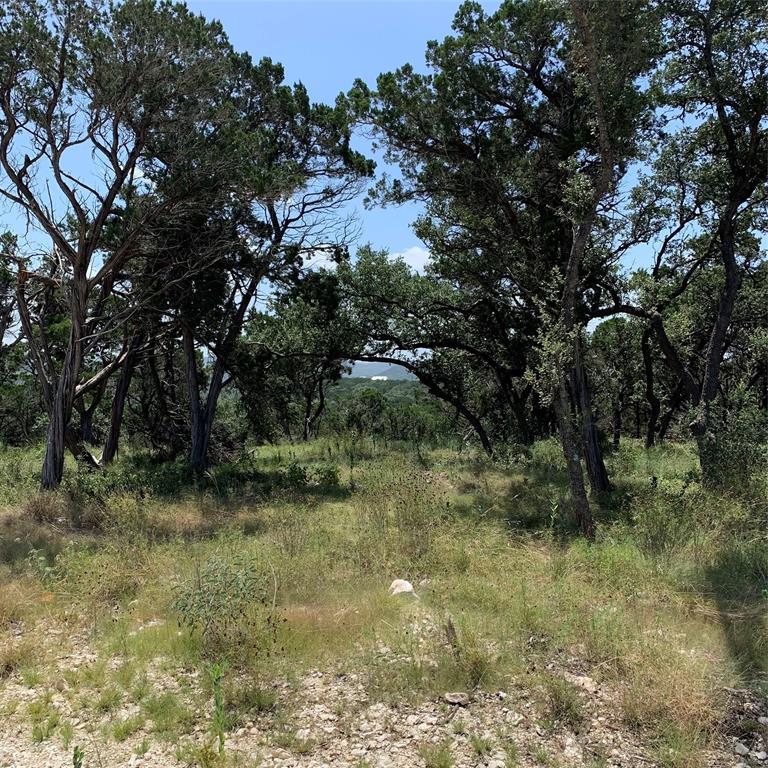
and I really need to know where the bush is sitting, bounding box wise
[22,492,68,525]
[278,460,308,489]
[172,555,280,664]
[310,463,340,487]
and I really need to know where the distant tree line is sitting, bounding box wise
[0,0,765,537]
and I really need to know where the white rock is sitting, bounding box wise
[444,692,470,706]
[735,742,750,756]
[388,579,417,597]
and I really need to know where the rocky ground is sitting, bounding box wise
[0,619,765,768]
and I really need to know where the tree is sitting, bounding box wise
[599,0,768,481]
[350,0,659,535]
[174,56,372,471]
[0,0,234,487]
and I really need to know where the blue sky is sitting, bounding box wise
[185,0,497,271]
[1,0,658,273]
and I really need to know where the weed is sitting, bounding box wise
[206,660,228,756]
[142,692,194,738]
[172,555,278,664]
[60,720,73,749]
[539,674,584,729]
[418,739,454,768]
[95,685,122,714]
[112,714,145,742]
[469,732,494,756]
[135,738,150,757]
[28,691,60,742]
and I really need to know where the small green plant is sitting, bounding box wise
[59,720,74,749]
[444,618,493,689]
[470,732,494,756]
[540,674,583,729]
[172,555,278,663]
[312,463,340,486]
[505,741,521,767]
[418,739,454,768]
[95,685,122,713]
[112,714,144,742]
[29,692,60,742]
[135,738,150,757]
[72,745,84,768]
[279,460,308,488]
[142,692,194,738]
[206,660,228,757]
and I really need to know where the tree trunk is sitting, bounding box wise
[641,328,660,448]
[573,343,610,493]
[78,406,96,445]
[183,326,207,472]
[612,400,622,449]
[658,385,683,442]
[183,326,227,473]
[555,380,594,539]
[693,216,741,483]
[303,381,326,441]
[102,341,139,465]
[41,270,87,489]
[511,386,534,444]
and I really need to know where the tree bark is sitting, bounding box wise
[102,339,139,465]
[183,326,228,473]
[41,268,87,489]
[612,400,622,449]
[641,327,660,448]
[302,380,326,441]
[573,344,610,493]
[555,380,594,539]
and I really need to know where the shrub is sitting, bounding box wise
[278,461,308,488]
[311,463,340,487]
[22,492,68,525]
[172,555,279,664]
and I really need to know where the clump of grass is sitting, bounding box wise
[418,739,454,768]
[444,618,495,689]
[224,677,278,727]
[271,725,313,753]
[651,723,707,768]
[469,732,494,756]
[141,692,194,739]
[621,649,721,739]
[538,673,584,730]
[0,638,34,678]
[28,691,60,742]
[22,492,68,524]
[94,685,122,714]
[112,714,145,742]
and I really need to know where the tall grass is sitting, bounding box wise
[0,436,764,764]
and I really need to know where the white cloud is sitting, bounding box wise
[391,245,431,274]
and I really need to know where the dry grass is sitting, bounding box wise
[0,438,763,765]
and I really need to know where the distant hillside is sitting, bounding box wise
[347,361,416,380]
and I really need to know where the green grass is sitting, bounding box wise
[418,739,454,768]
[0,437,764,765]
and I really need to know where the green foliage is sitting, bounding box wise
[172,555,279,664]
[205,660,228,756]
[539,673,584,730]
